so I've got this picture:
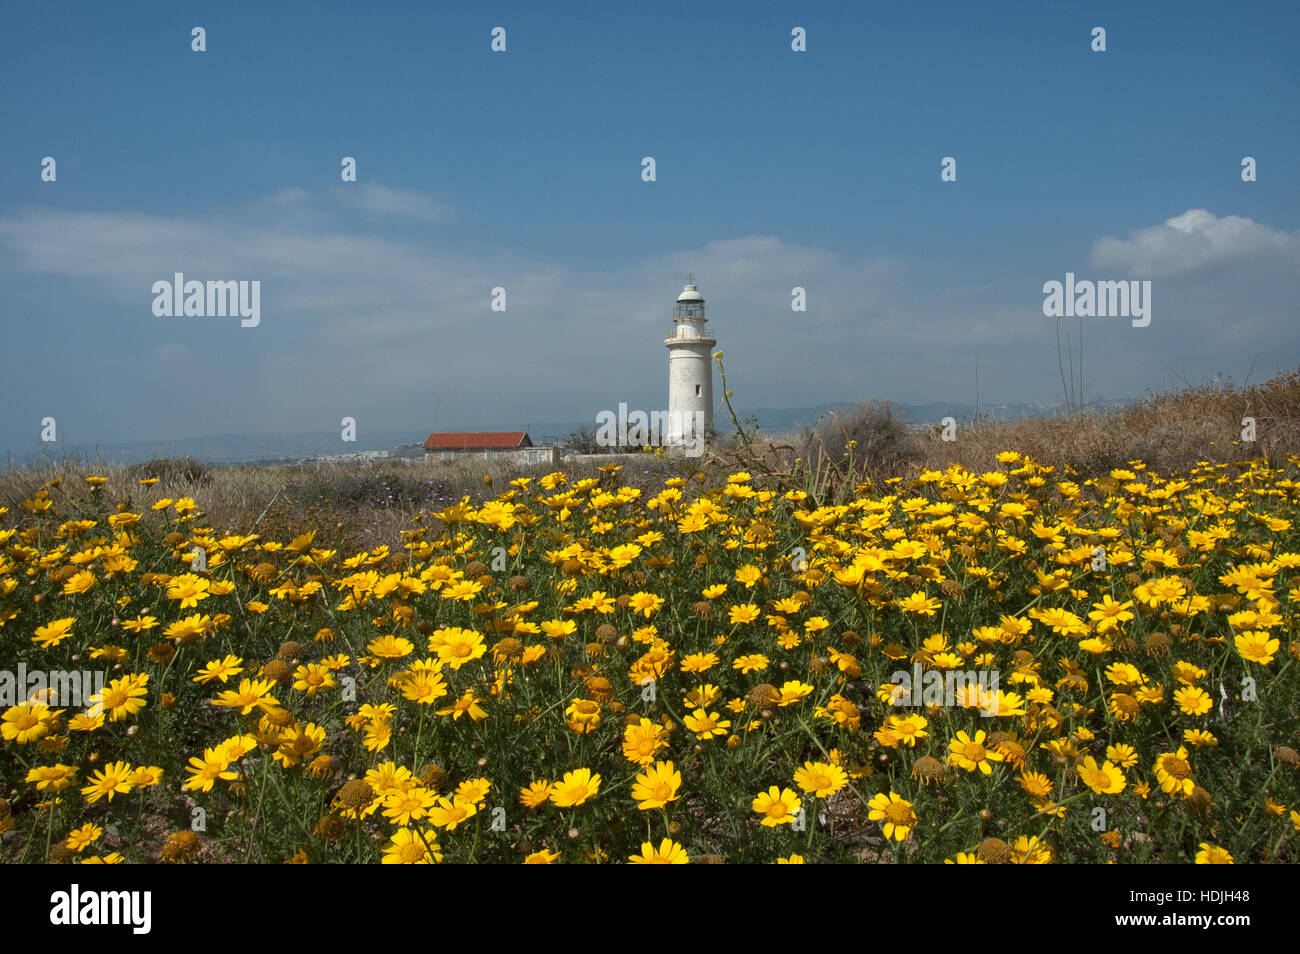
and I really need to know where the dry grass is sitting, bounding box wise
[0,454,695,550]
[926,366,1300,479]
[709,366,1300,496]
[6,366,1297,534]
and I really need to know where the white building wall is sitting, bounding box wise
[666,341,713,445]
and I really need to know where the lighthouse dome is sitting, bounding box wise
[676,284,704,302]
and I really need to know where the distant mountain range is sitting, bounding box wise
[11,398,1123,467]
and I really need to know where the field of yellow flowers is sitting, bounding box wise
[2,452,1298,864]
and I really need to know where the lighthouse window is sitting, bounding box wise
[695,385,701,396]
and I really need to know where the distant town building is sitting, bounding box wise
[422,431,559,466]
[665,278,716,448]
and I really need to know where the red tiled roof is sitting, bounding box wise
[423,431,530,450]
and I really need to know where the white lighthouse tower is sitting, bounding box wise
[664,276,716,448]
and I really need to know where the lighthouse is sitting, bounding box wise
[664,277,716,448]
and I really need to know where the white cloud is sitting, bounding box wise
[337,183,453,222]
[1090,208,1300,277]
[0,195,1296,453]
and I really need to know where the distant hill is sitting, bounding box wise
[11,398,1125,467]
[14,431,426,468]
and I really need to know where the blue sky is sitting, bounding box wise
[2,0,1297,458]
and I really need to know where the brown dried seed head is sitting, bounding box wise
[160,830,203,862]
[1145,631,1171,656]
[493,638,524,662]
[276,640,306,662]
[976,837,1010,864]
[585,675,613,702]
[1187,785,1214,818]
[746,683,780,709]
[261,659,293,685]
[1114,635,1140,654]
[419,763,447,790]
[49,842,76,864]
[335,779,375,810]
[263,706,295,728]
[910,755,947,786]
[148,642,176,664]
[313,814,347,843]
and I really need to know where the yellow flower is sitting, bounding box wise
[948,730,1003,774]
[382,787,437,827]
[212,678,279,716]
[541,619,577,640]
[436,690,487,721]
[732,653,769,674]
[630,761,682,810]
[683,709,730,740]
[793,760,848,798]
[1195,843,1234,864]
[427,796,478,831]
[193,655,243,684]
[65,822,103,852]
[26,763,77,792]
[428,627,485,669]
[550,768,600,807]
[622,718,667,766]
[2,703,57,744]
[680,652,719,673]
[1077,756,1126,795]
[1105,743,1139,768]
[61,570,96,596]
[88,673,149,722]
[564,697,602,734]
[366,634,415,661]
[627,591,664,618]
[81,760,135,804]
[293,663,337,697]
[867,791,917,841]
[1154,746,1195,797]
[727,604,761,625]
[520,780,553,808]
[382,827,442,864]
[777,680,814,706]
[1235,630,1279,664]
[1173,686,1213,716]
[30,616,76,649]
[752,786,801,827]
[629,838,689,864]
